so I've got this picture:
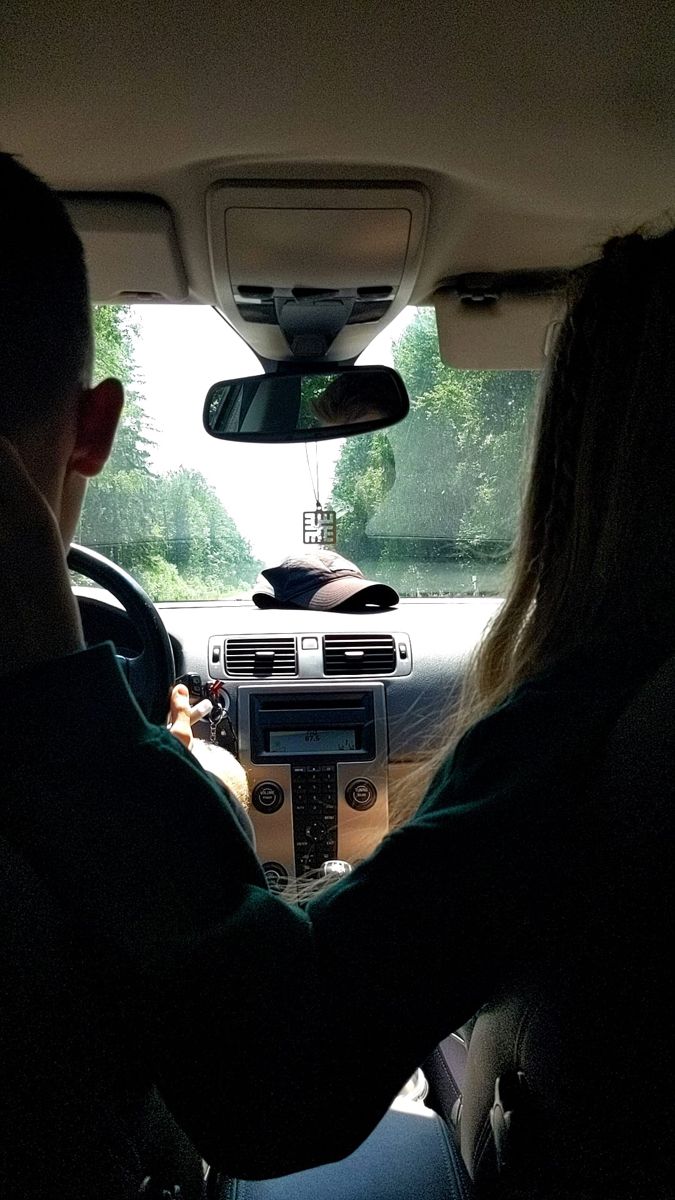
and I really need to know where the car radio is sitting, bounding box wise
[237,683,388,896]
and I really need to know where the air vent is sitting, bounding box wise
[236,285,275,298]
[225,637,297,678]
[357,285,394,299]
[323,634,397,676]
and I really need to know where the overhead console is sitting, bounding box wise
[206,181,429,361]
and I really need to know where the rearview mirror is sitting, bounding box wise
[203,365,409,443]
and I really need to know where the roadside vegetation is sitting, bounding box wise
[77,307,536,600]
[330,309,537,595]
[77,308,260,600]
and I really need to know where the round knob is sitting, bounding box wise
[261,861,289,893]
[252,781,285,814]
[345,778,377,812]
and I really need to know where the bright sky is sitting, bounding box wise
[131,305,414,564]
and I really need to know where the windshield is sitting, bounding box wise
[76,305,539,601]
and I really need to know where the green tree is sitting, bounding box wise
[88,305,154,474]
[331,431,396,563]
[76,307,156,567]
[148,467,260,593]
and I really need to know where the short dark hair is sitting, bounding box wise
[0,152,91,434]
[311,373,396,425]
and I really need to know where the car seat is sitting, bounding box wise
[426,651,675,1197]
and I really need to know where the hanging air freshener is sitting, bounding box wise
[303,504,337,546]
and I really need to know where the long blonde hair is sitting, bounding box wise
[392,227,675,822]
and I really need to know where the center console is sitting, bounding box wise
[237,682,388,897]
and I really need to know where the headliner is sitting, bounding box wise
[1,0,673,306]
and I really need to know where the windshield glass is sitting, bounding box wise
[77,305,539,601]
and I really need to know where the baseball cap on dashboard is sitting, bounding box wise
[252,550,399,611]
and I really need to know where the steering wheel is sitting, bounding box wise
[68,543,175,725]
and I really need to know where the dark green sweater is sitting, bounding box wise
[0,637,668,1195]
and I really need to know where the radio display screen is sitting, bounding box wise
[268,729,357,754]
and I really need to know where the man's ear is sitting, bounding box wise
[69,378,124,477]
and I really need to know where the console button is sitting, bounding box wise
[345,778,377,812]
[261,861,289,893]
[305,820,327,842]
[252,781,285,814]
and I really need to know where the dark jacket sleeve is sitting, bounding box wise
[1,644,632,1178]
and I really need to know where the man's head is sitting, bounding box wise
[0,153,123,543]
[310,372,398,428]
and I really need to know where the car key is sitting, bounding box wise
[208,700,224,744]
[214,711,238,754]
[202,680,238,752]
[207,703,238,754]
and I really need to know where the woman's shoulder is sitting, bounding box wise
[422,635,674,815]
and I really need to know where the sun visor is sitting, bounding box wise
[63,196,189,303]
[207,183,428,361]
[434,286,564,370]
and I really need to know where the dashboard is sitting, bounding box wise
[80,595,499,899]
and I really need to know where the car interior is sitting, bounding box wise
[2,1,675,1195]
